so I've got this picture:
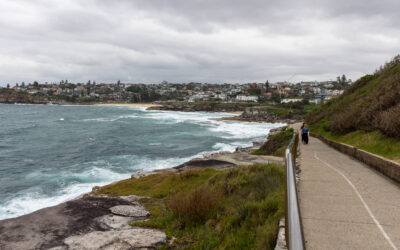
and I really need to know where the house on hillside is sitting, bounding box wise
[281,98,303,103]
[236,95,258,102]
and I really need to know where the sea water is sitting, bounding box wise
[0,104,284,220]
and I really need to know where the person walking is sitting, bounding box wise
[301,123,309,144]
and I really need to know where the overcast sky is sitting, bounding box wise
[0,0,399,86]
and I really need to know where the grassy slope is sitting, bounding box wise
[93,165,284,249]
[252,128,294,157]
[306,57,400,162]
[310,126,400,163]
[260,103,315,119]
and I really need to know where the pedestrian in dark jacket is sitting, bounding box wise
[301,123,309,144]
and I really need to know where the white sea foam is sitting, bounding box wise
[0,107,286,220]
[0,153,206,220]
[142,110,233,125]
[82,114,138,122]
[142,109,284,140]
[212,141,252,152]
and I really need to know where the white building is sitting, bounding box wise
[214,94,227,100]
[281,98,303,103]
[236,95,258,102]
[309,98,322,104]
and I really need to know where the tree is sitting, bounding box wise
[127,85,141,93]
[248,88,261,96]
[341,74,347,84]
[33,81,39,89]
[271,92,281,103]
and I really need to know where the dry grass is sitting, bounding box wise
[169,186,222,226]
[95,164,285,249]
[307,56,400,140]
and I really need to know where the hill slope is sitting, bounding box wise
[307,55,400,139]
[306,55,400,162]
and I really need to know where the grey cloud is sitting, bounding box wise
[0,0,399,86]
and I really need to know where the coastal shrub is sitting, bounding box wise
[169,186,222,226]
[94,164,285,249]
[376,104,400,138]
[252,127,294,156]
[307,56,400,140]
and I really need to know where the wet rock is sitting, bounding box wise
[94,214,134,230]
[91,186,101,192]
[174,158,236,170]
[131,171,155,179]
[119,195,149,202]
[64,228,167,250]
[110,205,150,218]
[47,246,68,250]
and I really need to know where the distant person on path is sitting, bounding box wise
[301,123,309,144]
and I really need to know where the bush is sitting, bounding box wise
[307,56,400,139]
[169,186,222,226]
[253,127,294,156]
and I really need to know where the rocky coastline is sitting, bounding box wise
[0,91,301,124]
[148,103,303,123]
[146,102,256,112]
[0,126,286,250]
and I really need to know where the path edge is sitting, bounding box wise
[310,132,400,183]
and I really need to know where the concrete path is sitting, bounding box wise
[298,136,400,250]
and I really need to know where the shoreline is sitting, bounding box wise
[0,125,285,222]
[94,103,162,107]
[0,106,285,222]
[0,123,287,249]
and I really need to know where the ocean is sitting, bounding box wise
[0,104,284,220]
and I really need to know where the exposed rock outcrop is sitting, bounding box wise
[110,204,150,218]
[0,196,163,250]
[238,107,301,123]
[174,158,236,170]
[62,228,167,250]
[0,90,50,104]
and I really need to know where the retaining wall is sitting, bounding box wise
[310,132,400,183]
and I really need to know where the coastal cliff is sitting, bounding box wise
[0,89,50,104]
[0,89,74,105]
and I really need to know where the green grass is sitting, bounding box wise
[310,125,400,163]
[252,127,294,157]
[93,165,285,249]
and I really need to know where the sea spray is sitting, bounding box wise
[0,104,284,219]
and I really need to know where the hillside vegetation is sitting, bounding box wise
[252,127,294,156]
[306,55,400,161]
[92,165,284,249]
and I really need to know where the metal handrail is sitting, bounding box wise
[285,133,305,250]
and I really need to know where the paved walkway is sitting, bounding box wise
[298,136,400,249]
